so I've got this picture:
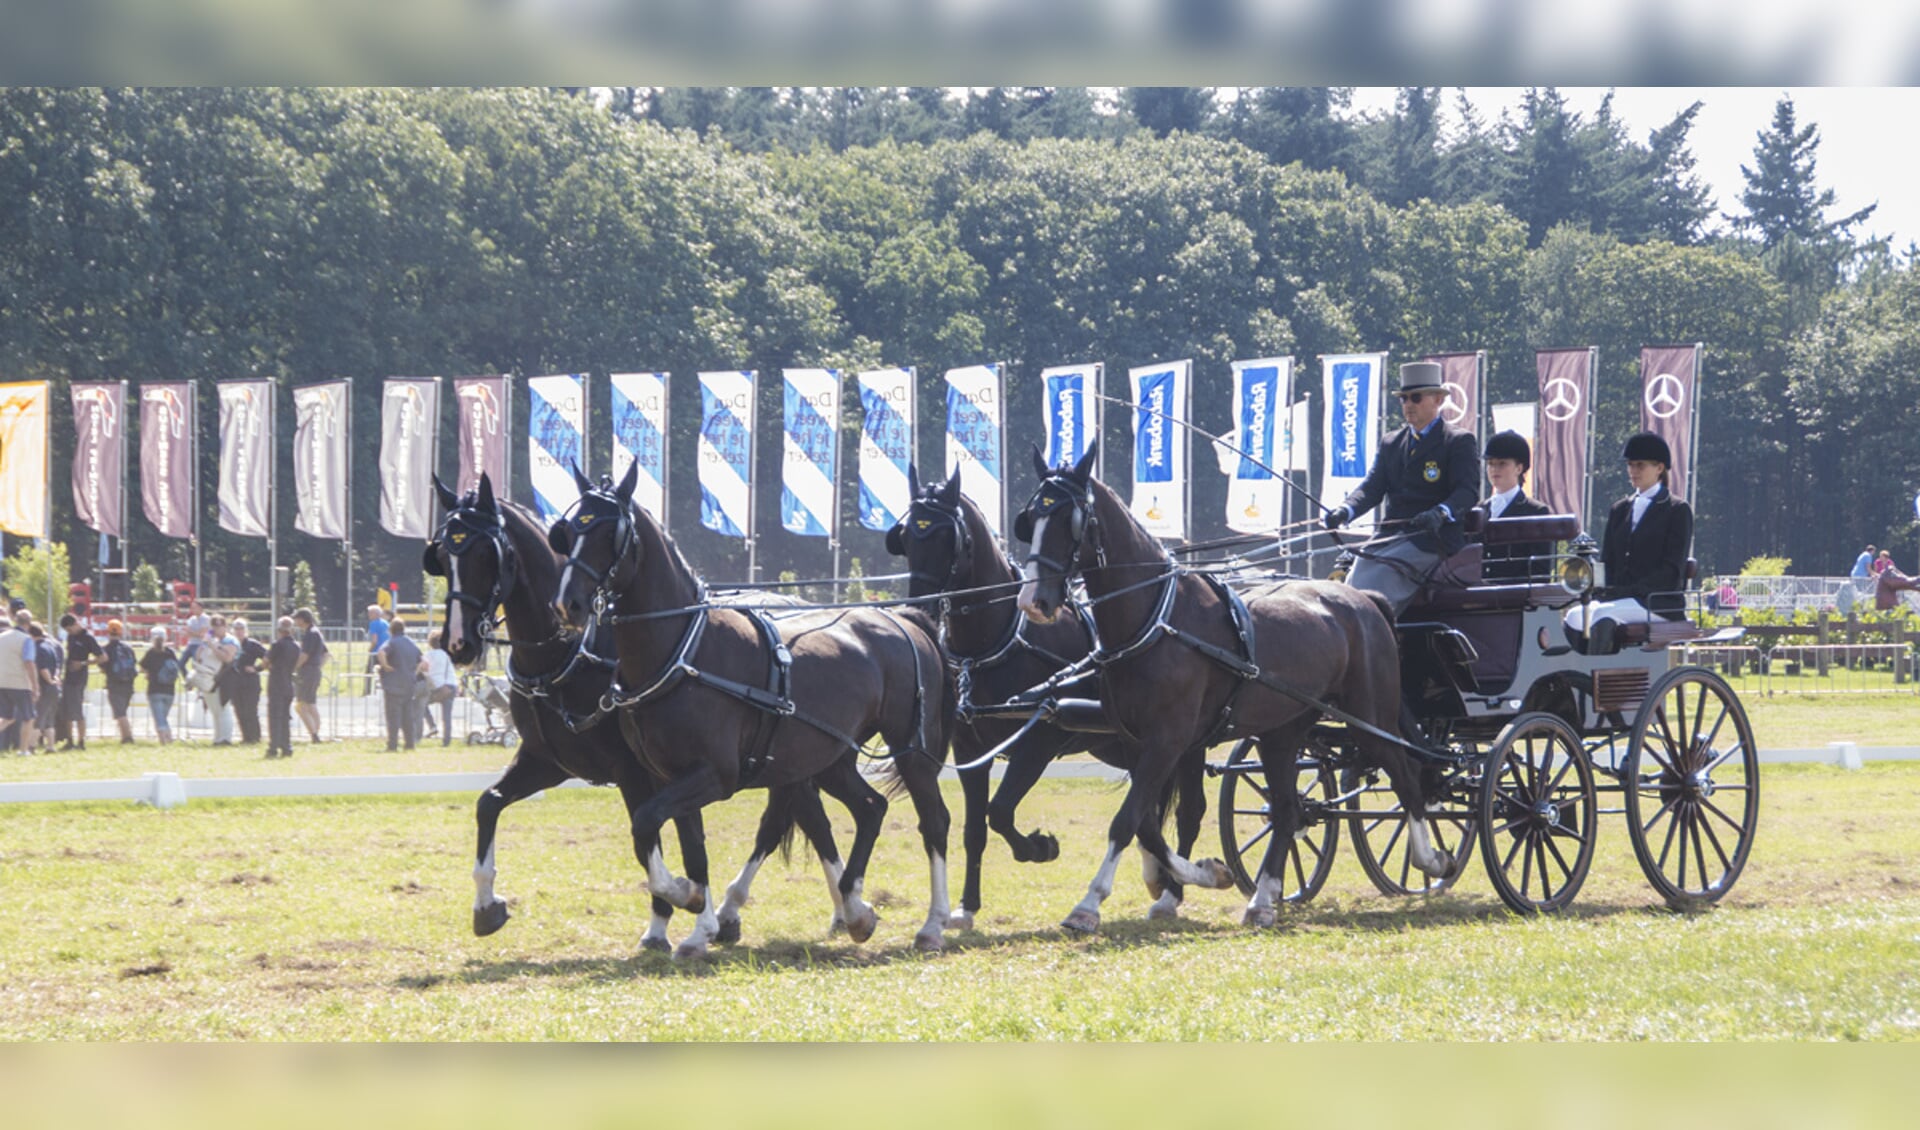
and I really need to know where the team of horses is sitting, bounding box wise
[425,441,1447,957]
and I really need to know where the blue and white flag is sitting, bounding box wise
[1225,358,1291,534]
[1128,360,1190,540]
[781,368,840,538]
[698,370,756,539]
[1320,353,1385,536]
[1041,363,1101,472]
[610,372,669,521]
[856,367,915,532]
[944,364,1004,538]
[527,374,586,524]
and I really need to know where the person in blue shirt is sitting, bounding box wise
[363,605,390,697]
[1851,545,1877,579]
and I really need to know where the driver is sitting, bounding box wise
[1323,361,1481,617]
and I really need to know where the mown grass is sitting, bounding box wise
[2,763,1916,1039]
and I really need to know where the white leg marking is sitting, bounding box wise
[1140,852,1164,897]
[820,857,848,931]
[639,910,671,952]
[1407,818,1448,879]
[674,885,719,961]
[1147,890,1182,920]
[472,840,497,911]
[718,854,765,926]
[1073,843,1124,918]
[915,851,950,951]
[1163,849,1233,890]
[1243,872,1281,926]
[645,846,695,907]
[842,874,879,943]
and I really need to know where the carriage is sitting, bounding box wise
[1213,512,1762,914]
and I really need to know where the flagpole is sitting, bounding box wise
[43,384,53,626]
[119,381,129,585]
[829,370,842,585]
[746,371,759,584]
[268,382,278,620]
[502,374,515,503]
[191,382,201,599]
[660,373,671,535]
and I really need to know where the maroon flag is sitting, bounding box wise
[1424,351,1484,442]
[71,382,125,538]
[140,382,196,540]
[1534,348,1594,522]
[1639,344,1700,503]
[453,376,509,497]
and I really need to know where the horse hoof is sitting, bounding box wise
[1061,908,1101,935]
[913,930,945,954]
[715,918,742,946]
[1146,895,1181,921]
[1200,859,1235,890]
[473,899,510,937]
[846,907,879,944]
[1030,833,1060,863]
[1242,905,1277,929]
[639,934,672,955]
[946,909,976,931]
[681,886,706,914]
[672,940,708,961]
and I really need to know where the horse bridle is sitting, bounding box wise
[1018,473,1105,581]
[893,497,975,597]
[552,488,640,619]
[428,507,518,644]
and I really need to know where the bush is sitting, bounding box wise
[290,561,318,622]
[1740,555,1791,576]
[130,561,163,603]
[2,541,71,622]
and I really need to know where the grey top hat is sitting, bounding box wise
[1397,360,1444,393]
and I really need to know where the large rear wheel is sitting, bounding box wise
[1624,667,1760,909]
[1477,712,1597,914]
[1216,738,1338,904]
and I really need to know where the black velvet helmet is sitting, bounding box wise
[1622,431,1672,466]
[1484,429,1531,468]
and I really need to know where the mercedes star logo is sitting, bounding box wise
[1439,381,1467,424]
[1542,376,1583,422]
[1645,372,1686,419]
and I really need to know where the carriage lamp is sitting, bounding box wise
[1559,554,1595,597]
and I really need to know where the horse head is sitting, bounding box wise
[425,471,514,666]
[888,465,978,598]
[550,459,642,629]
[1016,441,1099,623]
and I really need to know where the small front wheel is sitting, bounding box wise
[1624,667,1759,909]
[1477,712,1596,914]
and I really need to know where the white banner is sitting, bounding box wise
[1287,399,1310,473]
[1490,402,1537,447]
[1224,358,1291,534]
[527,374,586,524]
[610,372,669,521]
[216,380,272,538]
[944,364,1004,538]
[1320,353,1385,536]
[1040,363,1101,473]
[698,370,756,539]
[856,367,915,531]
[1128,359,1191,540]
[781,368,840,538]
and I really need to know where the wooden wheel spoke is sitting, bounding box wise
[1675,806,1692,888]
[1698,701,1732,757]
[1693,804,1734,875]
[1656,797,1683,870]
[1288,840,1307,893]
[1235,821,1274,861]
[1698,794,1749,837]
[1501,825,1527,871]
[1519,829,1536,897]
[1689,684,1710,763]
[1690,806,1712,889]
[1540,828,1575,883]
[1544,745,1577,794]
[1654,705,1684,766]
[1701,741,1744,777]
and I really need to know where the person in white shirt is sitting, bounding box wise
[0,611,40,753]
[1565,432,1695,653]
[419,630,460,746]
[1478,430,1553,582]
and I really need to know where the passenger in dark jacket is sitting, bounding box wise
[1476,430,1555,583]
[1566,432,1694,653]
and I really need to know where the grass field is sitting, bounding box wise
[3,760,1917,1040]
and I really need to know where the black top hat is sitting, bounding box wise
[1484,429,1531,468]
[1622,431,1672,466]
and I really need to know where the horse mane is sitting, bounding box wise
[1086,475,1174,567]
[955,491,1017,582]
[626,499,705,597]
[494,499,562,597]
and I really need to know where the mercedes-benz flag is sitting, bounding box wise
[1535,348,1595,520]
[1639,345,1700,502]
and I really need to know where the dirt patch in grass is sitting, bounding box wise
[224,872,276,887]
[118,962,171,979]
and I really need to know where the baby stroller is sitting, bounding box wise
[461,670,519,747]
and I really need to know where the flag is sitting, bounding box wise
[698,370,756,538]
[944,364,1004,538]
[1425,350,1485,441]
[292,381,348,540]
[1041,363,1101,472]
[379,378,441,538]
[780,368,840,538]
[527,374,586,524]
[1320,353,1385,536]
[1129,359,1191,540]
[70,382,124,538]
[856,367,915,532]
[1490,402,1537,447]
[216,380,272,538]
[0,382,48,538]
[1225,358,1290,534]
[610,372,668,521]
[1640,344,1701,503]
[1286,399,1310,473]
[1535,348,1595,520]
[453,376,509,498]
[139,382,195,540]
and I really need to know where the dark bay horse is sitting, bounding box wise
[550,462,959,953]
[425,473,847,954]
[888,467,1207,925]
[1015,443,1446,931]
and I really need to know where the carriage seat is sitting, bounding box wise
[1610,560,1705,648]
[1406,514,1585,615]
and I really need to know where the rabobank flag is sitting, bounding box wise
[856,367,914,531]
[781,368,840,538]
[1320,354,1385,536]
[527,374,586,524]
[945,364,1004,538]
[1226,358,1291,534]
[1128,360,1190,540]
[698,370,756,538]
[1041,363,1101,472]
[610,373,669,521]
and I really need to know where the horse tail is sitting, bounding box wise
[1361,589,1396,628]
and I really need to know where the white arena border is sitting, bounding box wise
[0,748,1913,809]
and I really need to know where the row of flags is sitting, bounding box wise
[0,345,1700,553]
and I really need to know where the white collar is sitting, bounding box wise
[1489,486,1521,515]
[1634,484,1664,504]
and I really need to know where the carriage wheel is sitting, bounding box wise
[1623,667,1760,910]
[1347,753,1477,897]
[1216,738,1339,904]
[1477,713,1597,914]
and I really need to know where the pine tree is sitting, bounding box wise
[1734,95,1875,249]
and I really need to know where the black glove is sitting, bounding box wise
[1323,506,1351,531]
[1410,507,1447,535]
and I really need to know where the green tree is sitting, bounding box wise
[4,541,72,623]
[130,562,163,603]
[291,560,318,621]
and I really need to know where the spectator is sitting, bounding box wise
[99,619,139,744]
[183,599,210,641]
[1873,549,1894,576]
[364,604,389,696]
[188,614,237,745]
[291,608,327,743]
[420,630,459,745]
[1852,544,1877,579]
[376,616,424,751]
[264,616,300,759]
[0,612,37,753]
[226,618,267,747]
[30,622,62,751]
[58,613,99,750]
[141,626,180,745]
